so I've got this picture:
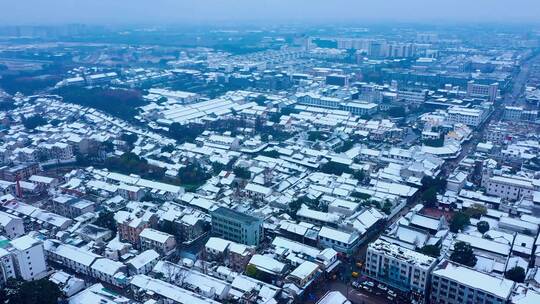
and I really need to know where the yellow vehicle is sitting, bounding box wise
[356,261,364,268]
[351,271,359,278]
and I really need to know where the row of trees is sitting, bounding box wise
[55,86,146,121]
[105,152,166,181]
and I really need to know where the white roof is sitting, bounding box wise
[433,261,514,299]
[127,250,159,269]
[205,237,231,253]
[0,210,21,227]
[91,258,124,276]
[317,291,351,304]
[272,236,320,258]
[456,233,511,256]
[130,274,219,304]
[249,254,286,274]
[318,226,358,244]
[47,242,100,267]
[10,235,41,251]
[139,228,173,243]
[288,260,319,280]
[245,183,272,195]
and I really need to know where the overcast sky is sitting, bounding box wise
[1,0,539,25]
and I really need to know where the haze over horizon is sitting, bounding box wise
[1,0,539,26]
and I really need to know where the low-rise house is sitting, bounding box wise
[49,271,85,297]
[126,249,160,275]
[139,227,176,256]
[90,257,128,287]
[115,209,158,248]
[51,195,95,219]
[247,254,287,284]
[0,211,24,239]
[130,274,221,304]
[45,241,99,276]
[285,260,321,293]
[317,226,360,255]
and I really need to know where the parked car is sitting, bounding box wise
[363,281,375,288]
[352,281,361,288]
[388,290,397,297]
[377,284,388,291]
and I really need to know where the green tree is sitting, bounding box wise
[308,131,325,141]
[351,192,371,200]
[0,278,62,304]
[505,266,526,283]
[382,201,393,215]
[254,95,267,106]
[211,162,225,175]
[477,221,490,234]
[178,162,210,187]
[320,161,352,176]
[421,176,447,193]
[336,140,354,153]
[418,244,441,258]
[387,106,406,118]
[260,149,280,158]
[105,153,166,181]
[22,115,47,129]
[245,264,259,278]
[161,144,175,153]
[121,133,138,146]
[55,86,146,120]
[161,220,176,236]
[101,141,115,153]
[94,210,117,233]
[233,166,251,179]
[421,187,438,208]
[450,212,470,233]
[168,122,204,144]
[450,241,477,267]
[353,170,366,183]
[464,204,487,219]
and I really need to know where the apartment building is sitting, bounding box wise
[7,235,48,281]
[430,260,514,304]
[211,207,263,246]
[365,239,437,301]
[447,106,488,127]
[482,172,538,201]
[466,81,498,102]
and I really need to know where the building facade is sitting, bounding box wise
[211,207,263,246]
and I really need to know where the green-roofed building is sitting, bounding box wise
[211,207,263,246]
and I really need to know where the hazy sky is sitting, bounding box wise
[1,0,539,25]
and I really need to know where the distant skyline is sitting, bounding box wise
[1,0,539,26]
